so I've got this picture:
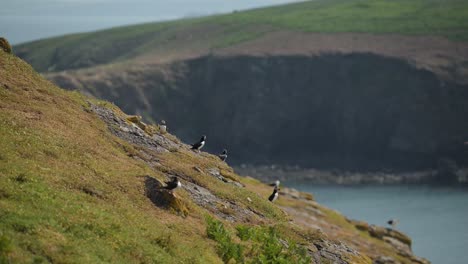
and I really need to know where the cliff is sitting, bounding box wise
[46,54,468,176]
[0,47,428,263]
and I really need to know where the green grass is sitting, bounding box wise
[217,0,468,41]
[206,216,311,264]
[206,216,244,263]
[0,50,223,263]
[0,50,319,263]
[15,0,468,72]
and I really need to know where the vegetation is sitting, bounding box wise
[206,216,244,263]
[218,0,468,40]
[0,49,222,263]
[0,38,12,54]
[205,216,311,264]
[15,0,468,72]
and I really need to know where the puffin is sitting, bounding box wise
[268,186,279,202]
[219,149,228,161]
[387,219,399,229]
[191,135,206,151]
[164,176,181,191]
[160,120,167,133]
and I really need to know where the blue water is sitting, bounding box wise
[285,183,468,264]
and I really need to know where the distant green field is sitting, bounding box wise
[214,0,468,40]
[16,0,468,72]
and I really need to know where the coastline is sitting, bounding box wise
[234,165,468,186]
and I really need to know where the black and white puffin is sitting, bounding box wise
[191,135,206,151]
[387,219,399,229]
[268,186,279,202]
[164,176,181,191]
[219,149,228,161]
[160,120,167,133]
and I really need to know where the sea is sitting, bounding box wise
[285,183,468,264]
[1,0,303,44]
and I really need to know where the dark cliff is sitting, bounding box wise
[49,53,468,173]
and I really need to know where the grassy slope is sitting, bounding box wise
[0,50,226,263]
[0,51,380,263]
[15,0,468,72]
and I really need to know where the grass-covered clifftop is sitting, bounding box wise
[0,46,428,263]
[15,0,468,73]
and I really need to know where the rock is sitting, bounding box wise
[143,176,189,216]
[347,219,370,232]
[383,237,412,257]
[368,225,412,247]
[126,115,142,123]
[280,187,314,201]
[374,255,400,264]
[207,167,244,187]
[312,239,368,264]
[119,126,130,132]
[90,103,181,153]
[193,166,203,173]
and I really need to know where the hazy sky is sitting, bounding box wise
[1,0,303,44]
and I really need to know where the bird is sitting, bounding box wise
[268,186,279,202]
[191,135,206,151]
[160,120,167,133]
[218,149,228,161]
[164,176,181,191]
[269,180,280,188]
[387,219,399,229]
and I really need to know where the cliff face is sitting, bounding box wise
[48,54,468,173]
[0,49,428,263]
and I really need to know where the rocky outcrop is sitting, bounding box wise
[346,219,429,264]
[280,187,429,264]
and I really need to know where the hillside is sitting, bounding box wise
[0,43,431,263]
[13,0,468,182]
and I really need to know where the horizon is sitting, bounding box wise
[1,0,303,44]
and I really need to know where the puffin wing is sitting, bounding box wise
[268,192,275,201]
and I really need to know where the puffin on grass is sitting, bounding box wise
[164,176,181,191]
[191,135,206,151]
[219,149,228,161]
[268,186,279,202]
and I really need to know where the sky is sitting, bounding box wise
[1,0,303,44]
